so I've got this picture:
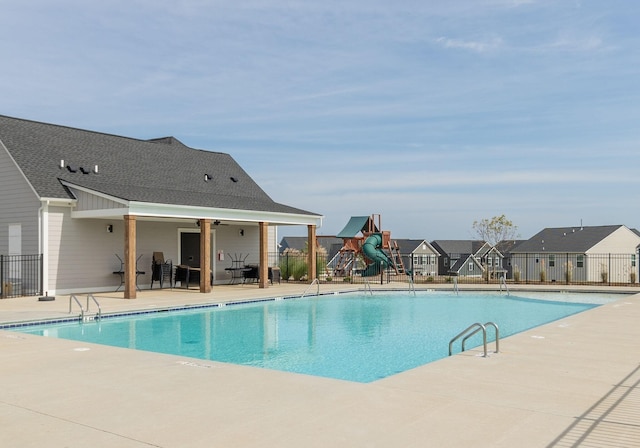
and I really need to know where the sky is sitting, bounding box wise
[2,0,640,240]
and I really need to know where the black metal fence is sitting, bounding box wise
[272,252,640,287]
[0,254,43,298]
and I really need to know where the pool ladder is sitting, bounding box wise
[69,294,102,322]
[449,322,499,358]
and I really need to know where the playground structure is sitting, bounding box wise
[329,214,405,277]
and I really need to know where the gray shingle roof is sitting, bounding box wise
[431,240,485,256]
[0,115,320,216]
[393,239,429,254]
[511,225,623,253]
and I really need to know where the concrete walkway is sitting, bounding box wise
[1,283,639,447]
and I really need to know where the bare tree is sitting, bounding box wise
[473,215,519,281]
[472,214,518,246]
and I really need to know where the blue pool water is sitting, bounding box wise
[14,292,601,383]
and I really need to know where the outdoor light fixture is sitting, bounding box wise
[239,229,244,236]
[106,224,113,233]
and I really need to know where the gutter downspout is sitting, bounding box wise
[38,200,50,294]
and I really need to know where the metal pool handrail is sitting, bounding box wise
[363,280,373,295]
[69,294,84,321]
[301,278,320,298]
[499,275,510,295]
[461,321,500,354]
[449,322,500,357]
[408,272,416,296]
[86,294,102,320]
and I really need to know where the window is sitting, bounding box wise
[487,257,493,267]
[549,254,555,267]
[469,262,474,271]
[632,254,636,267]
[495,257,501,268]
[444,258,449,267]
[577,255,584,268]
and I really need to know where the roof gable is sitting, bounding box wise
[512,225,624,253]
[393,239,435,254]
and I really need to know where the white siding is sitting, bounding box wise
[588,227,640,254]
[47,206,126,293]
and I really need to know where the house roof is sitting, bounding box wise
[279,236,343,259]
[431,240,485,257]
[495,240,526,255]
[511,225,625,253]
[393,239,433,254]
[0,115,321,224]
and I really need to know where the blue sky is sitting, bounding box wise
[2,0,639,240]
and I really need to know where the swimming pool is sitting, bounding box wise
[14,291,603,383]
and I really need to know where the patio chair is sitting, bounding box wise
[150,252,173,289]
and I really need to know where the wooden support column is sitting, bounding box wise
[199,219,211,293]
[124,215,137,299]
[308,224,317,282]
[258,222,269,288]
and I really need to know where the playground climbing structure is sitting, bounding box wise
[330,214,406,277]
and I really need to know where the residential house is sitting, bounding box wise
[0,115,322,297]
[448,253,485,278]
[431,240,507,278]
[279,236,343,260]
[510,225,640,283]
[495,239,526,279]
[393,239,439,276]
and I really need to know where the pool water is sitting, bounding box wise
[15,292,600,383]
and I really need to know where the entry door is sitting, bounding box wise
[180,232,200,267]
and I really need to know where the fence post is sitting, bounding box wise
[285,253,289,282]
[0,254,3,298]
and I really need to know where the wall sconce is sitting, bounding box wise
[239,229,244,236]
[106,224,113,233]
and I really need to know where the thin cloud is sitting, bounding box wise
[436,36,503,53]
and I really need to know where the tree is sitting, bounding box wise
[473,215,519,281]
[472,214,518,246]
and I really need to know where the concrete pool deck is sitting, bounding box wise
[1,283,639,447]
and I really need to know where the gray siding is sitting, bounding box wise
[72,189,126,211]
[0,142,40,255]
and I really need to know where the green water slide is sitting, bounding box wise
[361,233,392,276]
